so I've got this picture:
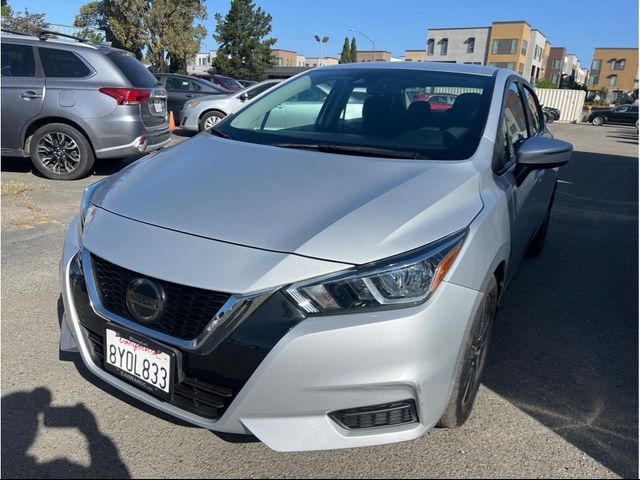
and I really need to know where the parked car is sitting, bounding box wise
[153,73,228,119]
[179,79,281,131]
[542,106,560,122]
[587,104,639,126]
[1,30,170,180]
[192,73,243,92]
[414,93,458,110]
[60,63,571,452]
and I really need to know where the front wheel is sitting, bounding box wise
[591,116,605,126]
[29,123,95,180]
[438,276,498,428]
[199,111,226,132]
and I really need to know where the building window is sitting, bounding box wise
[467,37,475,54]
[521,39,528,56]
[588,75,599,86]
[612,59,626,70]
[492,39,518,55]
[608,75,617,86]
[552,74,559,84]
[591,59,602,71]
[518,63,524,75]
[552,59,562,69]
[440,38,448,55]
[427,39,434,56]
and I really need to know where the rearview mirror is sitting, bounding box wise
[517,136,572,169]
[240,92,249,102]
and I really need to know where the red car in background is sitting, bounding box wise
[191,73,244,92]
[413,93,458,111]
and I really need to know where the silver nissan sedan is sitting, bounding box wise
[59,62,572,452]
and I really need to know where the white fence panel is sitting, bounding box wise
[534,88,586,123]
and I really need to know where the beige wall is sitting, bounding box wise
[486,21,532,75]
[356,50,392,62]
[405,50,427,61]
[271,49,298,67]
[590,48,639,92]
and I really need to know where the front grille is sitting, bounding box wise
[85,329,233,420]
[329,400,418,430]
[91,255,231,340]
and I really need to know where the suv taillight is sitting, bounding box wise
[99,87,152,105]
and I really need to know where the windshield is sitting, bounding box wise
[219,68,495,160]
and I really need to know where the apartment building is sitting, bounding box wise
[545,47,566,86]
[425,27,491,64]
[296,54,306,67]
[524,29,549,83]
[485,21,532,76]
[272,49,298,67]
[588,48,639,100]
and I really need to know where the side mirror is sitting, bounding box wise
[517,136,572,169]
[240,92,249,102]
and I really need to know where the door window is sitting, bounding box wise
[1,44,36,77]
[614,106,630,113]
[165,77,190,91]
[495,82,529,171]
[39,48,91,78]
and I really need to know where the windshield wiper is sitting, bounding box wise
[208,127,233,139]
[272,143,428,159]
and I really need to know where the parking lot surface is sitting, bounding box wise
[1,124,637,478]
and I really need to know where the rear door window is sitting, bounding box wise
[1,44,36,77]
[39,48,91,78]
[165,77,190,91]
[106,51,158,88]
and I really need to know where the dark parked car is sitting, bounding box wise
[587,104,639,126]
[1,29,169,180]
[154,73,228,119]
[192,73,243,92]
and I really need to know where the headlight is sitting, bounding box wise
[79,180,104,233]
[187,100,199,108]
[285,230,467,315]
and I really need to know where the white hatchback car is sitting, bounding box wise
[60,62,571,452]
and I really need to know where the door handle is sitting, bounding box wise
[185,93,194,98]
[21,91,43,100]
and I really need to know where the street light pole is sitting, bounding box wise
[314,35,329,65]
[350,28,375,61]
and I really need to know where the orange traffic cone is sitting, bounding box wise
[169,111,176,130]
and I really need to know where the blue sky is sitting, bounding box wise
[10,0,639,65]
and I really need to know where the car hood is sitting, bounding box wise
[92,135,484,265]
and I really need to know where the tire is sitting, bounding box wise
[29,123,94,180]
[198,111,226,132]
[591,116,605,126]
[438,276,498,428]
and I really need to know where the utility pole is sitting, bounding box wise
[350,28,375,61]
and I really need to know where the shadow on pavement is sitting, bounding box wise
[484,150,638,478]
[606,126,638,145]
[1,155,142,178]
[1,388,130,478]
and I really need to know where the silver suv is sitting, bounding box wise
[1,30,170,180]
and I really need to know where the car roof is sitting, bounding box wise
[1,31,119,54]
[320,61,498,77]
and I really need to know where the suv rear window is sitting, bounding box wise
[39,48,91,78]
[1,44,36,77]
[107,51,158,88]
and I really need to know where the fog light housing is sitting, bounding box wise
[329,400,418,430]
[137,138,148,152]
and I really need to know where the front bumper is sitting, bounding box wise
[60,215,484,452]
[178,109,199,132]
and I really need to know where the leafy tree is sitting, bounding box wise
[1,0,12,18]
[2,7,48,35]
[339,37,351,64]
[350,37,358,63]
[213,0,276,80]
[74,0,207,71]
[535,79,557,89]
[76,27,106,43]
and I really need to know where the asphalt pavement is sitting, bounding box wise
[1,124,637,478]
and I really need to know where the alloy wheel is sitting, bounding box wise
[36,132,81,175]
[203,115,221,130]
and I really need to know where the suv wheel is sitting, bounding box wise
[438,276,498,428]
[199,111,226,132]
[591,116,605,126]
[30,123,94,180]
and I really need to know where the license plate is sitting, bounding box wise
[104,327,174,401]
[153,99,165,113]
